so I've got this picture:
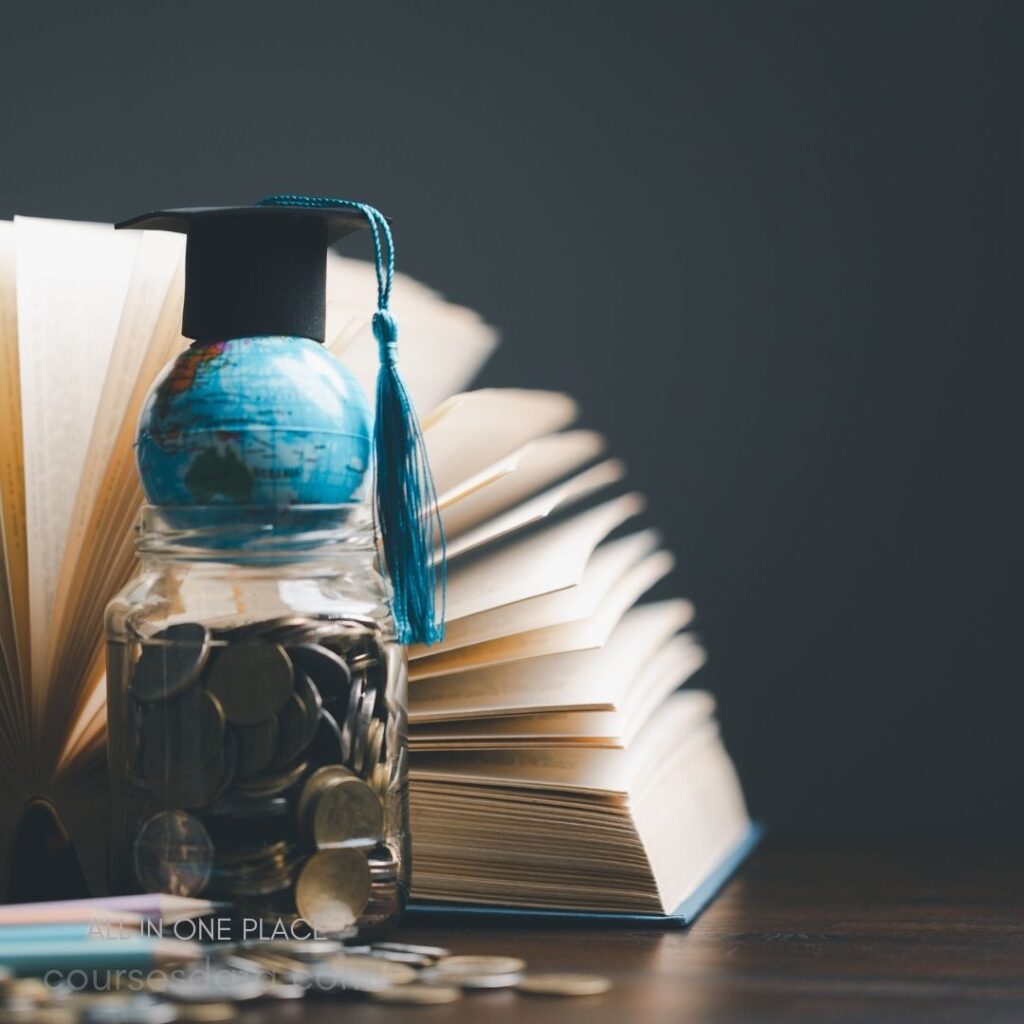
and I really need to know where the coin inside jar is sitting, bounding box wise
[131,622,210,703]
[142,686,225,779]
[204,640,294,724]
[311,776,383,848]
[133,810,214,896]
[233,717,279,778]
[286,644,352,706]
[295,849,372,933]
[273,670,323,765]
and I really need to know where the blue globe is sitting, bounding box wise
[136,336,372,506]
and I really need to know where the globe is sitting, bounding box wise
[136,336,372,507]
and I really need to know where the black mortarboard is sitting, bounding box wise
[116,205,370,344]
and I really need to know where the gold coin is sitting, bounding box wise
[369,983,462,1005]
[518,973,613,996]
[205,640,293,724]
[295,849,371,933]
[176,1004,238,1022]
[310,776,383,848]
[434,954,526,975]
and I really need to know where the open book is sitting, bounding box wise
[0,216,753,920]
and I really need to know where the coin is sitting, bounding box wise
[175,1004,237,1022]
[133,810,214,896]
[131,623,210,703]
[81,995,179,1024]
[295,850,371,933]
[310,776,383,848]
[297,765,354,837]
[308,954,416,994]
[233,717,279,778]
[435,954,526,975]
[305,707,344,766]
[150,752,225,809]
[274,670,322,764]
[369,984,461,1005]
[421,968,524,990]
[164,966,267,1004]
[340,676,365,764]
[246,939,345,961]
[350,685,377,774]
[372,942,450,959]
[367,949,433,967]
[287,644,352,706]
[362,718,384,777]
[205,640,294,724]
[233,758,309,798]
[142,687,225,779]
[517,973,613,996]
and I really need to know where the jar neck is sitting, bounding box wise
[135,504,376,568]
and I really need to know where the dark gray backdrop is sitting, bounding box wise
[2,1,1020,838]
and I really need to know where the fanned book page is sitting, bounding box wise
[0,214,751,920]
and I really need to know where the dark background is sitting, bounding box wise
[1,1,1020,839]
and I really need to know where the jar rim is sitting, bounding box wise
[136,503,376,560]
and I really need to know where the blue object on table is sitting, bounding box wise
[136,335,372,507]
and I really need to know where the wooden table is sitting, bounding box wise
[242,841,1024,1023]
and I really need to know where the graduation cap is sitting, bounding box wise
[116,203,372,344]
[116,195,445,646]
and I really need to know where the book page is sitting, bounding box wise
[410,599,694,720]
[410,697,716,795]
[440,430,607,537]
[430,529,658,654]
[437,493,643,624]
[445,458,624,561]
[14,218,139,716]
[0,222,27,693]
[410,653,712,749]
[411,547,678,678]
[46,232,186,759]
[423,390,577,497]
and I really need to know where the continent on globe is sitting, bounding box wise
[136,336,373,507]
[184,446,255,504]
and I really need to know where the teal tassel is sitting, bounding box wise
[257,193,446,645]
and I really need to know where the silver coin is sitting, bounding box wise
[81,995,179,1024]
[308,954,416,994]
[133,810,214,896]
[273,669,322,764]
[131,623,210,703]
[421,967,524,989]
[372,941,450,959]
[244,939,344,962]
[286,644,352,706]
[339,675,364,764]
[164,967,267,1004]
[367,949,433,967]
[350,684,377,772]
[434,954,526,975]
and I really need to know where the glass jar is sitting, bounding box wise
[105,504,409,939]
